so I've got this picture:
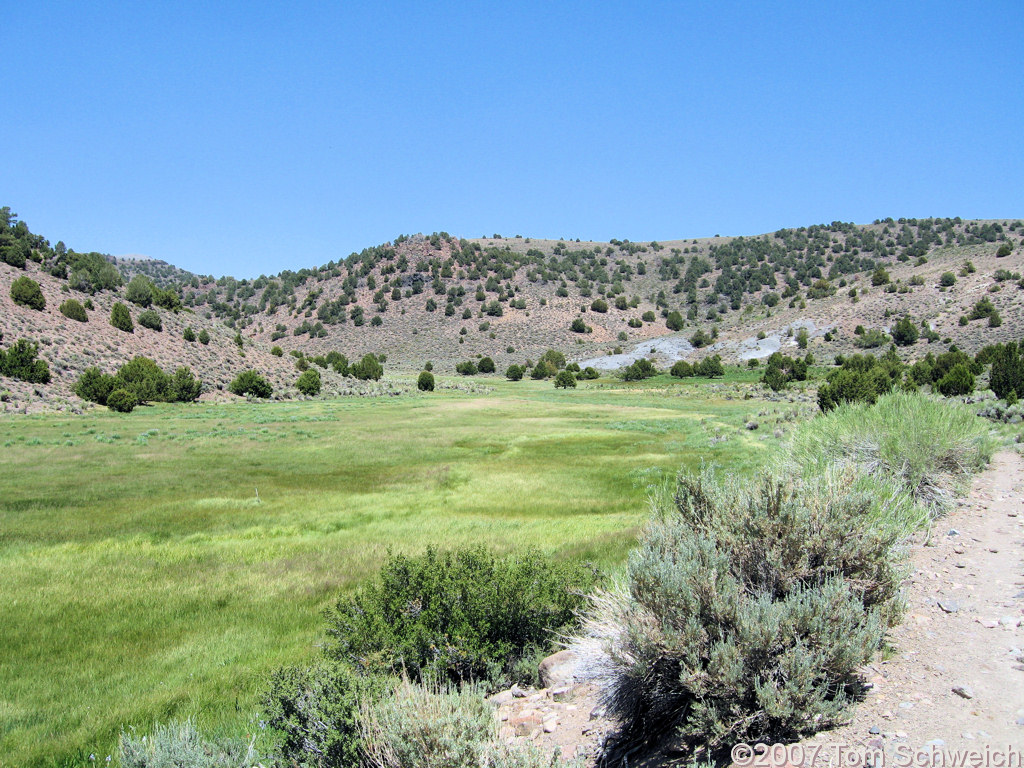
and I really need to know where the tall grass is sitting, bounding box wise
[785,391,996,520]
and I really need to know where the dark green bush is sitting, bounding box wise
[989,342,1024,401]
[0,338,51,383]
[75,366,115,405]
[137,309,162,331]
[229,370,273,398]
[183,326,196,342]
[578,366,600,380]
[554,370,576,388]
[125,275,154,307]
[937,363,974,397]
[296,368,322,396]
[455,360,477,376]
[10,276,45,310]
[570,318,589,333]
[106,388,138,413]
[110,302,133,332]
[621,358,657,381]
[891,316,919,346]
[270,344,283,356]
[351,354,383,381]
[168,367,202,402]
[590,298,608,313]
[478,356,495,373]
[571,469,900,762]
[417,370,435,391]
[59,298,88,322]
[670,361,694,378]
[325,546,598,690]
[665,311,684,331]
[262,659,383,768]
[694,354,724,378]
[198,329,210,345]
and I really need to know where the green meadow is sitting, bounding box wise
[0,374,800,767]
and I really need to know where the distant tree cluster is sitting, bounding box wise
[76,357,202,411]
[0,338,51,384]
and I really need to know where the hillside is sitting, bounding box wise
[2,207,1023,411]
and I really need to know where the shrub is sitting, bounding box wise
[578,366,600,380]
[665,311,684,331]
[75,366,115,405]
[540,349,566,370]
[59,298,88,322]
[137,309,162,331]
[262,660,382,768]
[417,370,435,391]
[124,275,154,307]
[183,326,196,342]
[229,370,273,398]
[694,354,724,378]
[853,328,889,349]
[198,329,210,345]
[791,392,992,515]
[939,272,956,287]
[554,370,576,388]
[989,343,1024,401]
[360,680,574,768]
[570,318,589,333]
[106,388,138,413]
[270,344,283,356]
[937,363,974,397]
[891,316,919,346]
[0,338,51,383]
[168,367,202,402]
[477,356,495,373]
[325,546,598,690]
[570,468,901,762]
[110,302,134,332]
[621,358,657,381]
[327,351,349,375]
[590,298,608,313]
[296,368,322,396]
[689,329,712,348]
[351,354,383,381]
[505,364,523,381]
[455,360,478,376]
[642,311,656,322]
[10,276,44,310]
[670,360,693,378]
[996,242,1013,257]
[120,718,262,768]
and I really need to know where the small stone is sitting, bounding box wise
[869,725,881,734]
[1016,717,1024,726]
[488,690,515,706]
[979,619,1001,628]
[952,685,974,699]
[963,733,975,739]
[1014,592,1024,600]
[898,701,915,709]
[989,548,1000,553]
[896,731,908,739]
[955,562,967,568]
[510,684,527,698]
[1001,616,1021,627]
[953,545,966,554]
[589,705,606,720]
[948,529,960,536]
[542,719,558,733]
[938,599,960,613]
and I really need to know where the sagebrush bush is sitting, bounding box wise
[120,719,261,768]
[325,546,598,690]
[570,468,901,762]
[361,680,580,768]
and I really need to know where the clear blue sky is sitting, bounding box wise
[3,1,1022,278]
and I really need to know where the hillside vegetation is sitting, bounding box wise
[2,207,1023,411]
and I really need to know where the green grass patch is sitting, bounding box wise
[0,378,786,766]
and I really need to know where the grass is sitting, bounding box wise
[0,375,789,767]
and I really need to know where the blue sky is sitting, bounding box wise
[3,1,1022,277]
